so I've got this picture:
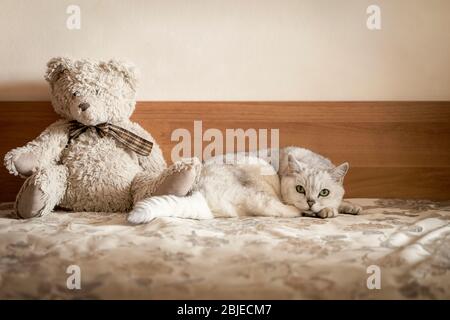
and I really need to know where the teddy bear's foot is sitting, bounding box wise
[153,157,202,197]
[14,165,68,219]
[16,182,47,219]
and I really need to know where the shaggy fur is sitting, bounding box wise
[4,57,198,217]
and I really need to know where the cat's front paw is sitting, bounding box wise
[316,207,337,219]
[345,204,362,215]
[338,201,362,215]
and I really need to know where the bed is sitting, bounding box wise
[0,198,449,299]
[1,101,449,299]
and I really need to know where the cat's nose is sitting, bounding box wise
[307,200,315,208]
[78,103,90,111]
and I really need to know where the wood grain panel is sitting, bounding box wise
[137,120,450,167]
[1,101,449,202]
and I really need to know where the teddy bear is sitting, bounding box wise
[4,57,201,219]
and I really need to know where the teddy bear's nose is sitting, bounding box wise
[78,103,90,112]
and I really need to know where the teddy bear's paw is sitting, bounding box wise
[13,151,39,177]
[172,157,201,172]
[127,205,157,224]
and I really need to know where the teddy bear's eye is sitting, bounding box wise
[95,89,100,95]
[73,91,80,97]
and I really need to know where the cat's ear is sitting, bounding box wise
[329,162,349,183]
[287,154,306,173]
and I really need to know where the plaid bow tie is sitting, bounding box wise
[68,120,153,156]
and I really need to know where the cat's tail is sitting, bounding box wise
[128,191,214,224]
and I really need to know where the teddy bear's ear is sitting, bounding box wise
[45,57,72,83]
[105,59,138,91]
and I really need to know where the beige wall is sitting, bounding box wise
[0,0,449,101]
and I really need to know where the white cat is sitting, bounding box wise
[127,147,361,224]
[273,147,361,218]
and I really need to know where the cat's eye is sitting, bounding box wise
[319,189,330,197]
[295,185,305,194]
[73,91,80,97]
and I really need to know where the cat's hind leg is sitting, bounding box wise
[338,200,362,215]
[128,191,213,224]
[131,157,202,204]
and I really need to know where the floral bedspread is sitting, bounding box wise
[0,199,449,299]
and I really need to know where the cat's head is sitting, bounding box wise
[280,154,348,214]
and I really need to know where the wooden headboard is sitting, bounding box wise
[1,101,449,202]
